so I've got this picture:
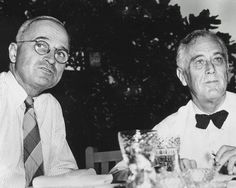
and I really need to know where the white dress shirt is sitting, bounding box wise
[0,71,78,187]
[153,91,236,168]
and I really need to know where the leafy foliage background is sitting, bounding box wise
[0,0,236,167]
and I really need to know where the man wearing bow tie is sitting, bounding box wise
[111,29,236,182]
[153,29,236,174]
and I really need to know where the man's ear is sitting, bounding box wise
[8,42,17,63]
[176,67,187,86]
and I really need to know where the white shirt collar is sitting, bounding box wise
[6,71,28,109]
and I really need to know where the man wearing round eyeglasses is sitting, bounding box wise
[0,16,78,187]
[9,16,70,96]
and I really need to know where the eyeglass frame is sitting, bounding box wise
[16,39,70,64]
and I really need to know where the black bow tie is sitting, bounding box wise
[195,110,228,129]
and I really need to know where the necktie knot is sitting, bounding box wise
[24,97,34,111]
[195,110,228,129]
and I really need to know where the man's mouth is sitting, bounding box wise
[205,80,218,84]
[40,67,54,74]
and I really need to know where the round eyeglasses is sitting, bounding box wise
[17,39,69,64]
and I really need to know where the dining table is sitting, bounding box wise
[29,177,236,188]
[30,183,126,188]
[29,167,236,188]
[29,181,236,188]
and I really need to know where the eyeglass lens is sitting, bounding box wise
[34,40,68,64]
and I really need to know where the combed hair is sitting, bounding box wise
[16,15,70,44]
[176,30,228,69]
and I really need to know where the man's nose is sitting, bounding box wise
[44,50,56,65]
[205,60,215,74]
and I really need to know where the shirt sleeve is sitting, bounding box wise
[45,96,78,176]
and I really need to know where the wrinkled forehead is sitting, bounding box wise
[181,36,224,68]
[188,36,224,57]
[187,36,223,51]
[22,20,69,49]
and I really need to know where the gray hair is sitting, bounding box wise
[176,30,228,70]
[16,15,70,45]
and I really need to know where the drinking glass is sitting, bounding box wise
[118,129,180,172]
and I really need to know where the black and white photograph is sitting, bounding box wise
[0,0,236,187]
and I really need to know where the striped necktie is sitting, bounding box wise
[23,97,44,186]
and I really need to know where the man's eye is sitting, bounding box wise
[57,51,66,58]
[213,56,224,65]
[193,59,206,69]
[35,41,48,50]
